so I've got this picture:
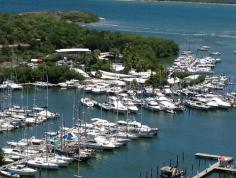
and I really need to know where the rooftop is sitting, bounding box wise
[55,48,91,53]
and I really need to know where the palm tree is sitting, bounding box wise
[92,49,101,61]
[156,65,166,87]
[110,47,120,61]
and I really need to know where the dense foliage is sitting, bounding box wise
[0,11,179,84]
[145,65,168,87]
[171,71,191,79]
[48,11,99,23]
[0,66,84,84]
[0,12,178,71]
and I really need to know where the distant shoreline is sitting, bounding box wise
[136,0,236,6]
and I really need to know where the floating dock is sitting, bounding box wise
[192,162,220,178]
[195,153,233,160]
[216,166,236,174]
[193,153,234,178]
[0,153,43,171]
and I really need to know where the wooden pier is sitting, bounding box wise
[192,162,220,178]
[192,153,234,178]
[0,153,43,171]
[195,153,233,160]
[216,167,236,174]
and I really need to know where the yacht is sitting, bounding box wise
[185,100,210,110]
[159,100,177,112]
[116,131,139,140]
[58,79,78,89]
[122,98,139,113]
[84,85,93,92]
[210,51,221,56]
[116,120,158,137]
[55,154,74,163]
[198,45,211,51]
[144,98,162,111]
[85,136,117,150]
[0,170,20,178]
[163,86,172,95]
[0,122,15,131]
[108,96,128,113]
[211,96,231,109]
[81,98,94,107]
[39,157,69,167]
[34,81,49,88]
[0,80,23,90]
[91,84,107,94]
[27,158,59,169]
[144,86,154,95]
[106,86,123,94]
[97,102,113,111]
[8,164,37,176]
[160,166,184,178]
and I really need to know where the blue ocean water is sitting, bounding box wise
[1,1,236,178]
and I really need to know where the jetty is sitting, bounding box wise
[195,153,233,160]
[192,162,220,178]
[0,153,43,171]
[193,153,234,178]
[216,166,236,173]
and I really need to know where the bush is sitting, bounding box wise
[0,12,179,72]
[0,65,84,84]
[172,72,191,79]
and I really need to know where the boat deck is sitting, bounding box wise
[0,153,43,171]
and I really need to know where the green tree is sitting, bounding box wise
[92,49,101,61]
[110,47,120,60]
[95,70,102,78]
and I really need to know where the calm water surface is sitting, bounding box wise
[0,1,236,178]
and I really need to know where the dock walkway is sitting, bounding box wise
[0,153,43,171]
[216,167,236,173]
[192,162,220,178]
[195,153,222,160]
[193,153,234,178]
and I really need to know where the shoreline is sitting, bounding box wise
[135,0,236,6]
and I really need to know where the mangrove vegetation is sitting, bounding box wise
[0,11,179,84]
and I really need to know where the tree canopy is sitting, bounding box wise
[0,11,179,84]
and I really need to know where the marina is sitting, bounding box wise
[0,46,236,177]
[1,1,236,178]
[0,117,158,177]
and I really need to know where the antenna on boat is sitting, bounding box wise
[74,112,82,178]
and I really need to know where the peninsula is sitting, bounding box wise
[0,11,178,84]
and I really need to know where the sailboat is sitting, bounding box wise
[27,159,59,169]
[74,118,82,178]
[28,72,59,170]
[8,164,37,176]
[0,170,20,178]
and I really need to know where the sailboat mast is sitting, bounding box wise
[45,71,49,162]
